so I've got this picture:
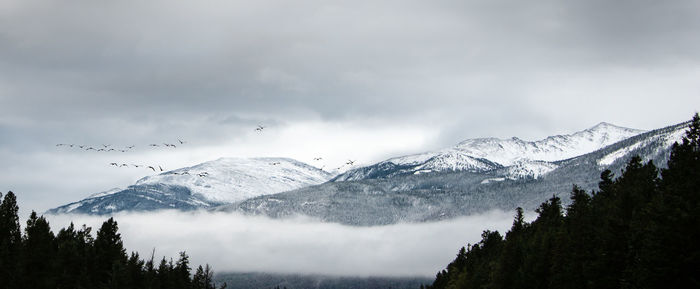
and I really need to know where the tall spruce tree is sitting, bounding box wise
[94,217,128,288]
[23,211,58,289]
[55,223,84,289]
[0,191,22,289]
[173,251,192,289]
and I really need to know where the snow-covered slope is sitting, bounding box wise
[223,121,689,226]
[502,160,559,180]
[334,122,644,181]
[48,157,332,215]
[453,122,644,165]
[596,126,687,167]
[136,157,332,204]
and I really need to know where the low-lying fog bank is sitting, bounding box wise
[47,210,519,277]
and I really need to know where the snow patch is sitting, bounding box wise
[504,160,558,179]
[598,141,645,166]
[481,178,506,184]
[87,188,122,199]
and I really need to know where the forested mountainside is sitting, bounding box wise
[222,121,687,226]
[423,114,700,289]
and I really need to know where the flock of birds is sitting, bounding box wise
[55,139,198,175]
[56,124,358,178]
[56,139,186,152]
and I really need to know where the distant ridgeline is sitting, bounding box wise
[0,192,225,289]
[423,114,700,289]
[49,120,690,227]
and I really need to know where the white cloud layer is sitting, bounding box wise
[45,210,517,277]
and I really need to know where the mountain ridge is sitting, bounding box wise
[49,121,679,222]
[47,157,332,214]
[218,121,688,226]
[332,122,644,182]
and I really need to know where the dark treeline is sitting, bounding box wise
[425,114,700,289]
[0,194,225,289]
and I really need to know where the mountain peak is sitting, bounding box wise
[583,122,644,134]
[334,121,647,182]
[136,157,332,203]
[450,123,644,166]
[593,121,615,127]
[49,157,333,215]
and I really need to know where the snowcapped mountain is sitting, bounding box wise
[48,158,332,215]
[222,121,689,226]
[47,119,689,224]
[135,157,332,204]
[453,122,644,165]
[333,122,644,182]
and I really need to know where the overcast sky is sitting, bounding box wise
[2,0,700,212]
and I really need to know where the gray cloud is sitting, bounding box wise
[3,0,698,121]
[2,0,700,210]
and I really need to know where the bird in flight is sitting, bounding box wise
[269,162,281,165]
[255,125,265,132]
[159,165,164,172]
[147,166,156,171]
[127,145,135,149]
[149,144,159,147]
[120,164,128,167]
[197,172,209,177]
[346,160,356,166]
[132,164,142,168]
[313,157,323,161]
[110,163,118,167]
[102,144,110,148]
[178,139,186,144]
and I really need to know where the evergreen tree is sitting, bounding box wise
[94,217,128,288]
[157,257,174,289]
[125,252,145,289]
[192,265,208,289]
[143,249,159,289]
[173,251,192,289]
[491,208,527,289]
[192,264,217,289]
[550,186,594,289]
[0,193,218,289]
[23,211,58,289]
[55,222,86,289]
[0,191,22,289]
[634,113,700,288]
[523,196,562,289]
